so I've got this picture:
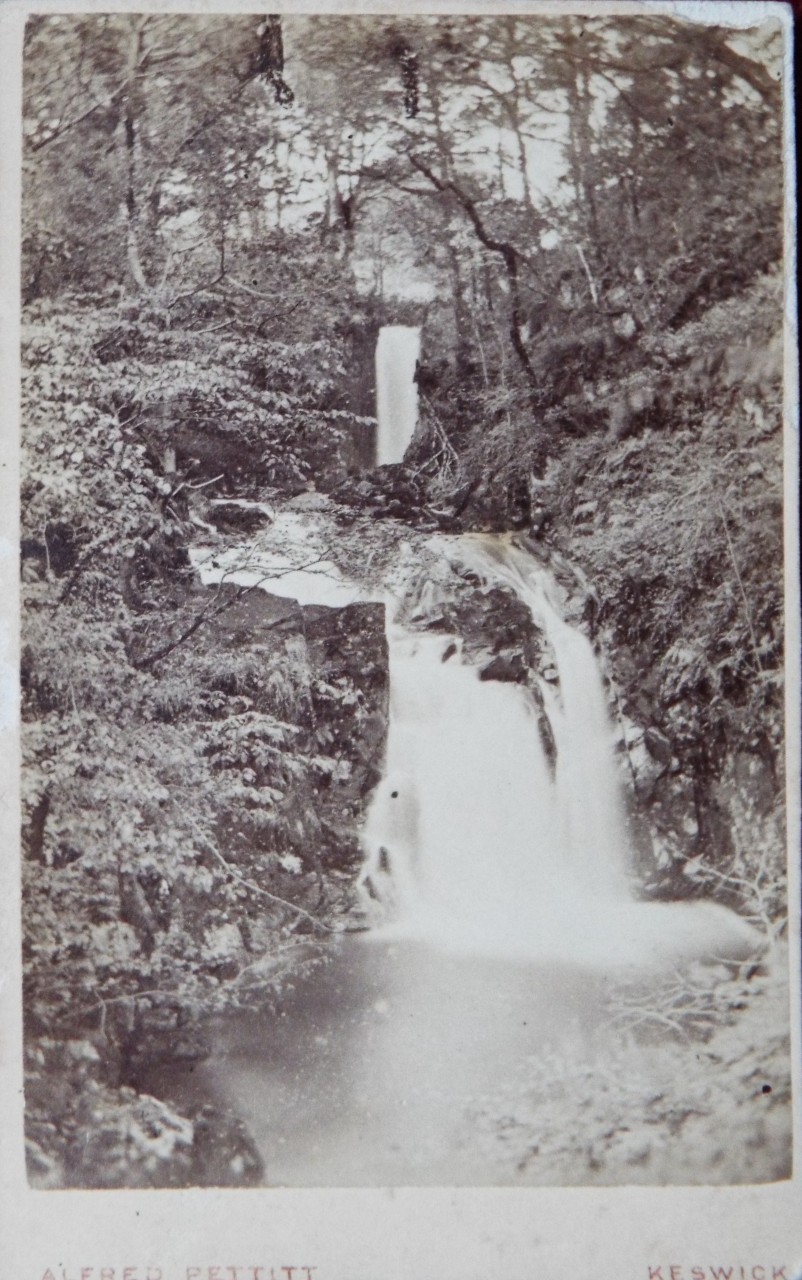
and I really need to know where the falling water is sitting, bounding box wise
[361,536,764,970]
[375,325,421,465]
[467,538,631,903]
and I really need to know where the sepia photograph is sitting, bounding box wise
[11,0,797,1208]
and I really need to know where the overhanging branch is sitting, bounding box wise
[408,154,538,391]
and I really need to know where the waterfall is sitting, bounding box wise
[375,325,421,465]
[191,513,763,971]
[463,538,631,902]
[361,536,764,969]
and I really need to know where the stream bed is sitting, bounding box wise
[146,935,611,1186]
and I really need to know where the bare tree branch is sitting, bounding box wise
[187,816,339,934]
[408,154,539,391]
[130,552,331,669]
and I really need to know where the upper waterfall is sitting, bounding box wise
[375,325,421,465]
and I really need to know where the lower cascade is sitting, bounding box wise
[360,535,764,970]
[168,518,775,1188]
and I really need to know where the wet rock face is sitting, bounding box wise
[197,589,389,795]
[303,601,390,809]
[644,725,673,766]
[197,587,389,889]
[479,653,528,684]
[609,659,784,904]
[612,696,704,889]
[170,418,363,495]
[410,581,546,680]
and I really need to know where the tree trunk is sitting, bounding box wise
[325,153,340,231]
[121,18,149,292]
[410,157,538,394]
[446,241,470,371]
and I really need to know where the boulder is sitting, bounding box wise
[285,491,333,512]
[628,738,668,801]
[644,726,673,765]
[206,502,273,533]
[479,654,527,684]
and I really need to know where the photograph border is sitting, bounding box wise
[1,0,799,1276]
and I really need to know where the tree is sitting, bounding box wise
[23,15,291,296]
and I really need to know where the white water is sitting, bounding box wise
[375,325,421,465]
[361,536,764,970]
[189,509,377,608]
[170,521,767,1184]
[465,538,631,904]
[189,506,763,971]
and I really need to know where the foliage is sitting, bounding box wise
[469,958,790,1185]
[19,11,788,1187]
[546,275,785,897]
[20,269,387,1152]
